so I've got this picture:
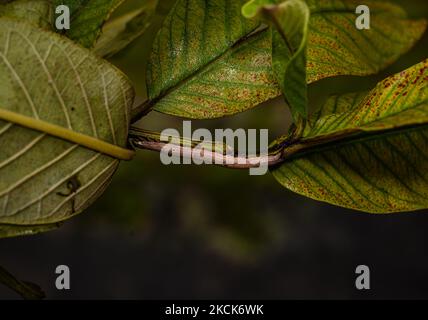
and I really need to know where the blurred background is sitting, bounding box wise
[1,0,428,299]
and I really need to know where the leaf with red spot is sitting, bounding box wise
[272,60,428,213]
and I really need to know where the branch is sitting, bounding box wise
[129,127,285,169]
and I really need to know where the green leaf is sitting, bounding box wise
[0,0,53,29]
[147,0,426,119]
[305,0,427,82]
[0,18,134,236]
[147,0,278,119]
[94,1,157,58]
[243,0,310,120]
[0,265,45,300]
[53,0,125,48]
[305,60,428,139]
[272,60,428,213]
[0,223,61,238]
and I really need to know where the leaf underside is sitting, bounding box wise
[272,60,428,213]
[242,0,311,120]
[148,0,426,119]
[0,18,134,237]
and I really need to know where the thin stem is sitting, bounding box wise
[0,265,45,300]
[129,127,285,169]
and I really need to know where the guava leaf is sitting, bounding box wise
[0,223,61,239]
[0,18,134,237]
[305,0,427,82]
[304,60,428,139]
[272,60,428,213]
[0,0,53,29]
[53,0,125,48]
[94,1,157,58]
[243,0,310,121]
[147,0,426,119]
[241,0,276,18]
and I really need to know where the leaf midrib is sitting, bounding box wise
[281,122,428,163]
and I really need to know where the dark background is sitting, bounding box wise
[1,0,428,299]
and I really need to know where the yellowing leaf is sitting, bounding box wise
[272,60,428,213]
[305,0,427,82]
[147,0,426,119]
[94,1,157,58]
[0,0,53,29]
[0,18,134,237]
